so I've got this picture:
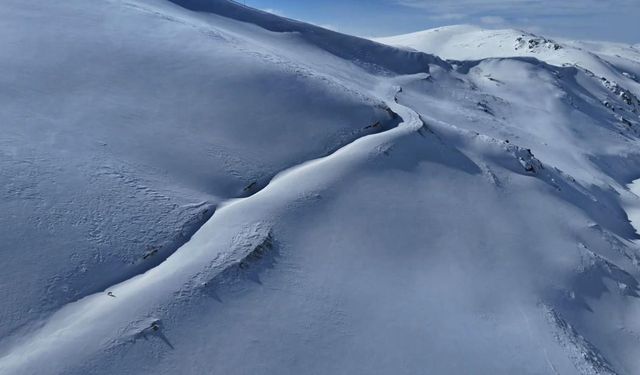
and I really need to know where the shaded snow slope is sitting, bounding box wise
[2,5,640,375]
[168,0,448,74]
[0,0,403,340]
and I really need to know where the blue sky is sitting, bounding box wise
[243,0,640,43]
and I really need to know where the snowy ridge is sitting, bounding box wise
[0,74,426,374]
[167,0,449,74]
[0,0,403,341]
[375,25,640,97]
[1,2,640,374]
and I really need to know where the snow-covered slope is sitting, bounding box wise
[2,3,640,375]
[377,25,640,182]
[376,25,640,98]
[0,0,409,340]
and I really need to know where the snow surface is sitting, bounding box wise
[626,179,640,237]
[376,25,640,97]
[2,3,640,375]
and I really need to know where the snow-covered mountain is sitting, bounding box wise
[376,25,640,102]
[1,2,640,374]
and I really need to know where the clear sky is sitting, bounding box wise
[243,0,640,44]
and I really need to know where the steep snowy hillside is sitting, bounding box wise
[2,2,640,375]
[0,0,413,341]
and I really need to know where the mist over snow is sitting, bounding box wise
[1,1,640,374]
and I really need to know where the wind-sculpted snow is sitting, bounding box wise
[167,0,449,74]
[0,74,426,374]
[2,2,640,374]
[0,0,398,340]
[376,25,640,100]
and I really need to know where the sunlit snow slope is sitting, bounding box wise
[2,3,640,375]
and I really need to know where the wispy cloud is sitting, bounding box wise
[480,15,505,25]
[395,0,638,19]
[389,0,640,41]
[427,13,467,21]
[245,0,639,43]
